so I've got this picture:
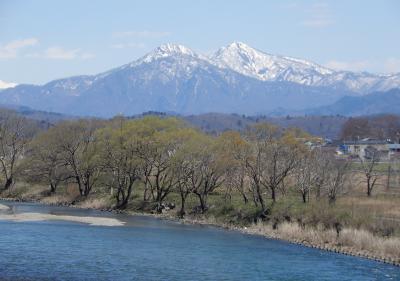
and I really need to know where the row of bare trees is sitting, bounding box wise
[0,113,354,218]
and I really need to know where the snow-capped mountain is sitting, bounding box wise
[212,42,334,86]
[212,42,400,93]
[0,42,399,117]
[0,80,18,90]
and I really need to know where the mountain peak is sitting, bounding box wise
[157,43,195,56]
[226,41,252,49]
[213,42,333,83]
[137,43,199,64]
[216,41,264,57]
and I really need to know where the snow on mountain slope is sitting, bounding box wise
[0,80,17,89]
[212,42,334,85]
[125,43,215,79]
[134,43,205,64]
[0,43,348,117]
[212,42,400,93]
[1,42,399,117]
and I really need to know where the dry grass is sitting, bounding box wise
[339,196,400,219]
[77,197,111,210]
[0,183,48,200]
[338,228,400,258]
[246,222,336,245]
[20,185,48,199]
[40,194,75,205]
[340,196,399,208]
[245,222,400,261]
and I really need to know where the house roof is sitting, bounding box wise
[343,139,389,145]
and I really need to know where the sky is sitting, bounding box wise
[1,0,400,85]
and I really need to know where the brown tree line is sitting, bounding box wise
[1,112,355,218]
[341,115,400,141]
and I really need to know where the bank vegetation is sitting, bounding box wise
[0,110,399,264]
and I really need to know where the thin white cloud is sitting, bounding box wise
[112,30,171,39]
[325,60,372,72]
[111,42,146,49]
[44,47,81,59]
[0,38,39,59]
[80,52,96,60]
[26,46,95,60]
[325,58,400,73]
[302,2,334,28]
[384,58,400,73]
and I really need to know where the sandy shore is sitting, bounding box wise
[0,203,10,210]
[0,210,125,226]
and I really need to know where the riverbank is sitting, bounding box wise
[0,203,125,226]
[1,196,399,267]
[170,215,400,267]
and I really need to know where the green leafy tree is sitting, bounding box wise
[97,118,142,209]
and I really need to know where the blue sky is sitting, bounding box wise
[1,0,400,84]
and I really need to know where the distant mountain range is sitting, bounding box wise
[1,42,399,117]
[302,88,400,116]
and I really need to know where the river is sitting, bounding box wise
[0,201,399,281]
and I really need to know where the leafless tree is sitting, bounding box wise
[294,152,314,203]
[245,124,298,214]
[359,148,381,196]
[260,141,298,203]
[324,159,350,204]
[312,150,331,200]
[0,112,37,190]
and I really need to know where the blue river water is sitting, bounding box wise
[0,201,399,281]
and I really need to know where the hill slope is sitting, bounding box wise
[305,89,400,116]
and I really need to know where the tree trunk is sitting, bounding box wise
[50,183,56,193]
[76,176,84,196]
[302,191,307,203]
[83,183,91,197]
[143,181,149,201]
[242,193,248,204]
[386,164,391,190]
[271,186,276,203]
[315,183,321,200]
[196,193,207,213]
[179,193,186,218]
[255,183,265,211]
[252,192,259,207]
[115,196,129,209]
[3,177,12,190]
[367,177,372,197]
[115,181,134,210]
